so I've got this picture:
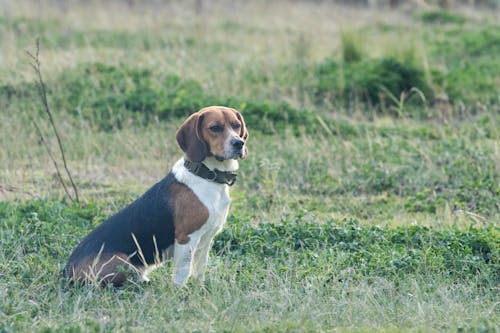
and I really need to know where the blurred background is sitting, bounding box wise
[0,0,498,218]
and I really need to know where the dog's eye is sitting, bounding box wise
[209,125,223,133]
[232,123,241,130]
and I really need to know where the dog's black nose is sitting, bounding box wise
[232,138,244,149]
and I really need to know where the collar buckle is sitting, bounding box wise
[206,170,217,181]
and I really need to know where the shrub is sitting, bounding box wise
[418,9,466,24]
[346,58,432,106]
[316,57,433,112]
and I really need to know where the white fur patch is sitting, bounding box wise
[169,157,235,286]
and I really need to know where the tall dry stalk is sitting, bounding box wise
[26,39,80,203]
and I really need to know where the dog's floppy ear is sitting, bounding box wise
[232,109,248,141]
[176,112,208,162]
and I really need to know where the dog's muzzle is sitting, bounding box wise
[215,138,246,161]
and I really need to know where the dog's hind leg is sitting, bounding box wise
[65,252,132,287]
[97,253,132,286]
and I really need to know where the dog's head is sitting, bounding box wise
[176,106,249,163]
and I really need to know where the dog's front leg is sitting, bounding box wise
[173,239,197,287]
[191,241,211,282]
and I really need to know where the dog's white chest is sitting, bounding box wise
[170,158,235,286]
[172,158,232,236]
[194,180,231,234]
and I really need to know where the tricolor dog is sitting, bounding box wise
[62,106,248,287]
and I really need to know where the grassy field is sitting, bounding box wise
[0,1,499,332]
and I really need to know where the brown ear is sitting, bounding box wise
[233,109,249,140]
[176,113,208,162]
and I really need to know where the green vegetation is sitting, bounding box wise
[315,57,432,113]
[431,27,500,103]
[216,215,498,285]
[0,1,499,332]
[417,9,467,24]
[0,200,498,332]
[1,63,316,134]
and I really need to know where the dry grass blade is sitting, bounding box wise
[26,38,79,203]
[32,121,73,201]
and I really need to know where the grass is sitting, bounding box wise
[0,1,499,332]
[0,200,498,332]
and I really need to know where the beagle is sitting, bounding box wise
[62,106,248,287]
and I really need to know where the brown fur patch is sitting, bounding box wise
[176,113,208,162]
[170,182,209,244]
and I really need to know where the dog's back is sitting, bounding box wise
[62,173,177,285]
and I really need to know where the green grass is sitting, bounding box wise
[0,1,499,332]
[0,200,498,332]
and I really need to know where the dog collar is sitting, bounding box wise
[183,159,237,186]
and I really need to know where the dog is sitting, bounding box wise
[62,106,248,287]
